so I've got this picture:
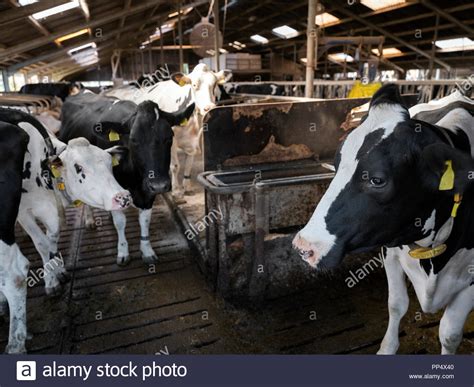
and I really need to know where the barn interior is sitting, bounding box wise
[0,0,473,355]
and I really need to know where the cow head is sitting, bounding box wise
[50,138,132,211]
[293,84,474,269]
[95,100,195,195]
[171,63,232,115]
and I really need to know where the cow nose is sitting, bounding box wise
[292,233,320,268]
[113,191,132,209]
[147,179,171,194]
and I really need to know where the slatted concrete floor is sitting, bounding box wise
[1,193,472,354]
[1,197,232,354]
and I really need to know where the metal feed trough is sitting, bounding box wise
[197,95,418,302]
[195,98,356,301]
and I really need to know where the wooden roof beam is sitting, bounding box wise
[419,0,473,36]
[337,7,451,70]
[0,0,164,61]
[0,0,69,25]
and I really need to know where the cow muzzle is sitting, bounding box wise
[292,233,321,268]
[111,191,132,210]
[146,179,171,194]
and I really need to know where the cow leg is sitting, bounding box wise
[42,211,69,285]
[0,292,7,316]
[170,142,184,200]
[111,211,130,266]
[183,153,194,194]
[0,244,28,354]
[139,208,158,264]
[18,211,63,296]
[439,286,473,354]
[377,249,409,354]
[83,205,96,230]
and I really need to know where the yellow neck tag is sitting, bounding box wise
[409,244,447,259]
[180,118,188,126]
[73,200,83,207]
[109,130,120,142]
[51,165,61,178]
[112,155,120,167]
[57,182,65,191]
[439,160,455,191]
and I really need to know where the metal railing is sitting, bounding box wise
[227,80,466,102]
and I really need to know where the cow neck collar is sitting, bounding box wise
[408,125,463,260]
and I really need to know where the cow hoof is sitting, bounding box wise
[5,345,27,355]
[142,254,159,264]
[45,284,63,297]
[57,270,71,284]
[116,255,131,266]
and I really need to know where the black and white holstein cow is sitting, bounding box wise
[107,63,232,197]
[60,91,195,265]
[293,84,473,354]
[0,120,29,353]
[20,82,81,101]
[0,108,132,297]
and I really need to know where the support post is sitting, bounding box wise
[178,0,184,72]
[159,25,164,67]
[213,0,220,71]
[305,0,317,98]
[1,70,10,92]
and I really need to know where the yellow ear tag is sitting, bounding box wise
[179,79,186,87]
[439,160,455,191]
[51,165,61,178]
[180,118,188,126]
[451,193,462,218]
[57,182,65,191]
[112,155,120,167]
[109,130,120,142]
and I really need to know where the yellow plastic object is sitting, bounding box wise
[348,81,382,99]
[109,130,120,142]
[439,160,455,191]
[50,165,61,178]
[409,244,447,259]
[451,193,462,218]
[112,155,120,167]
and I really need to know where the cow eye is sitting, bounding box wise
[369,177,386,188]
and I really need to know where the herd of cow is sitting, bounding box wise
[0,64,472,355]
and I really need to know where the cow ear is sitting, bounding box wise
[369,83,407,111]
[215,69,232,84]
[423,143,474,194]
[93,121,128,142]
[106,145,129,166]
[47,155,64,178]
[171,73,191,87]
[159,103,195,126]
